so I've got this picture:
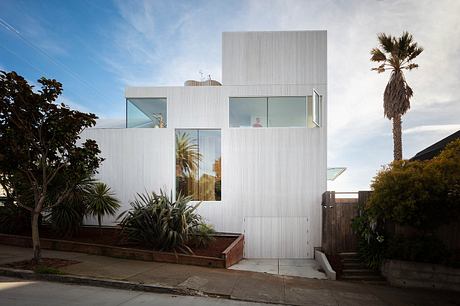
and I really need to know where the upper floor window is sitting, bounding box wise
[312,90,321,127]
[229,93,322,128]
[126,98,167,128]
[176,129,221,201]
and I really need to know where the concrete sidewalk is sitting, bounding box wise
[1,244,459,306]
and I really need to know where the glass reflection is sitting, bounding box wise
[175,129,221,201]
[126,98,167,128]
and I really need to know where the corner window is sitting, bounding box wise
[229,96,311,128]
[312,89,321,127]
[175,129,221,201]
[126,98,167,128]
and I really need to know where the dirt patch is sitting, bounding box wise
[1,258,80,270]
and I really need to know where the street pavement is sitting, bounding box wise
[0,276,272,306]
[1,244,460,305]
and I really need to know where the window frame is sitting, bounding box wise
[312,89,321,127]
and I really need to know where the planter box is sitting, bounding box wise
[382,259,460,292]
[0,232,244,269]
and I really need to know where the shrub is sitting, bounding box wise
[367,139,460,232]
[118,190,215,253]
[386,235,449,264]
[34,265,63,275]
[354,139,460,268]
[352,212,386,270]
[0,202,31,234]
[46,178,92,237]
[189,223,216,248]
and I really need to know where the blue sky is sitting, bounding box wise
[1,0,459,191]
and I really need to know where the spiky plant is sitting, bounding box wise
[86,182,120,229]
[371,31,423,160]
[118,190,214,253]
[46,176,94,237]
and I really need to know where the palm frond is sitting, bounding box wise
[370,48,387,62]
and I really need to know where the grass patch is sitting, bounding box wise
[34,265,64,275]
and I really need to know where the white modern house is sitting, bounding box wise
[82,31,327,259]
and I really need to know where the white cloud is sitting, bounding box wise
[58,95,91,114]
[404,124,460,134]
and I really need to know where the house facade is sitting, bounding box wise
[82,31,327,259]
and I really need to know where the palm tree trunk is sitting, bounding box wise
[392,114,403,161]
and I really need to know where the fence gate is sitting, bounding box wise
[321,191,371,256]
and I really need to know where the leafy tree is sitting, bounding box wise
[0,71,102,262]
[371,31,423,160]
[367,139,460,232]
[85,182,120,230]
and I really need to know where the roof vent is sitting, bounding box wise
[184,79,222,86]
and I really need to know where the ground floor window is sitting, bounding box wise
[175,129,221,201]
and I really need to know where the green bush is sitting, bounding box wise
[118,190,215,253]
[386,235,449,264]
[354,139,460,268]
[352,212,386,270]
[189,223,216,248]
[46,178,91,237]
[367,139,460,232]
[0,202,31,234]
[34,265,63,275]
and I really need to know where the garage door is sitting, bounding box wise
[243,217,310,258]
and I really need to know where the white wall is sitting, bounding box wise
[222,31,327,86]
[82,31,327,258]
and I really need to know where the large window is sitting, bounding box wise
[229,95,320,128]
[175,129,221,201]
[126,98,167,128]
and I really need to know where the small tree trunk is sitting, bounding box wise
[31,211,41,263]
[392,114,403,161]
[98,215,102,235]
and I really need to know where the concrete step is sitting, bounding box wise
[342,262,367,269]
[340,274,386,282]
[340,257,361,263]
[338,252,358,258]
[342,269,380,276]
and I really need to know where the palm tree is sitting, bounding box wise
[86,182,120,229]
[175,132,202,175]
[371,31,423,160]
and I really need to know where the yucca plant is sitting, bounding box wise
[118,190,214,253]
[86,182,121,229]
[46,177,93,237]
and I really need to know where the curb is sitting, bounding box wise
[0,267,283,305]
[0,267,198,297]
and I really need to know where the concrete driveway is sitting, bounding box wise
[229,259,327,279]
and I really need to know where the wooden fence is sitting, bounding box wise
[321,191,371,256]
[322,190,459,257]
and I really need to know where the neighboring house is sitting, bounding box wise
[411,130,460,161]
[82,31,327,259]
